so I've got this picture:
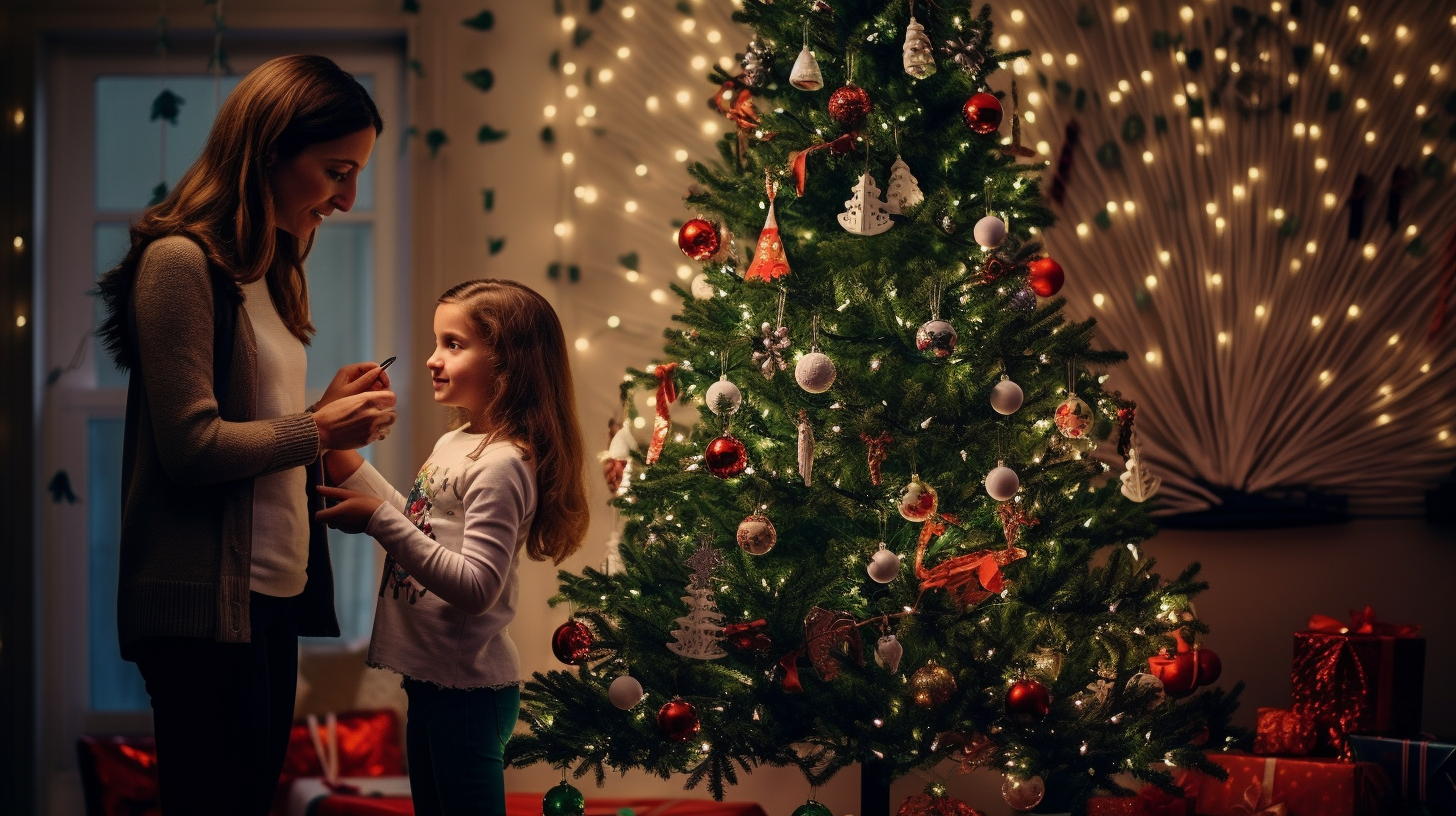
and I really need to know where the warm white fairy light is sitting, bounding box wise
[1037,140,1051,155]
[554,221,572,237]
[625,270,640,283]
[1362,243,1377,259]
[574,337,589,351]
[1010,8,1025,22]
[1432,64,1444,75]
[1145,275,1158,290]
[561,152,575,165]
[617,46,631,59]
[565,85,580,98]
[1365,131,1377,143]
[544,104,557,117]
[674,149,688,161]
[1066,53,1079,66]
[1233,184,1246,199]
[1406,225,1419,237]
[561,15,577,31]
[690,56,707,70]
[1124,201,1136,214]
[1141,70,1154,83]
[1093,293,1106,307]
[1255,304,1268,319]
[1180,6,1194,21]
[1114,6,1130,22]
[620,5,635,18]
[1330,64,1341,76]
[624,200,638,213]
[1315,157,1328,171]
[1305,240,1317,255]
[1041,53,1054,66]
[1109,90,1122,104]
[1394,73,1406,86]
[1309,124,1322,138]
[563,62,578,75]
[1348,305,1361,319]
[680,19,694,32]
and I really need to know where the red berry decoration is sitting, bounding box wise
[704,434,748,478]
[656,698,700,742]
[1005,677,1051,720]
[551,619,594,665]
[961,92,1003,135]
[828,85,872,126]
[677,218,721,261]
[1027,257,1066,297]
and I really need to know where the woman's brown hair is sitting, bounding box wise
[97,54,383,367]
[441,280,590,566]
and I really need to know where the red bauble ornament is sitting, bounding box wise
[1147,651,1199,698]
[677,219,721,261]
[1005,677,1051,720]
[656,699,700,742]
[828,85,872,126]
[551,620,593,665]
[704,434,748,478]
[962,92,1003,135]
[1027,258,1065,297]
[1195,645,1222,685]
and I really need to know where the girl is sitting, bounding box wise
[95,54,396,816]
[316,279,590,816]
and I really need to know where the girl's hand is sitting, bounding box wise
[315,485,386,534]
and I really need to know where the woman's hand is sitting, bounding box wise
[314,361,392,412]
[315,485,386,534]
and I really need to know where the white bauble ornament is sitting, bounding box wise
[789,45,824,91]
[990,376,1024,415]
[690,273,716,300]
[897,475,938,522]
[986,462,1020,501]
[915,319,957,358]
[608,675,645,710]
[973,215,1007,248]
[794,352,836,393]
[736,513,777,555]
[705,377,742,416]
[1126,671,1166,708]
[867,543,900,583]
[875,634,904,673]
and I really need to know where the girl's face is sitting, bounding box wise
[427,302,493,426]
[268,126,376,239]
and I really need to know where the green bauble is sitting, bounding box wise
[543,781,585,816]
[791,800,832,816]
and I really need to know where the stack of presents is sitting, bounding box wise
[1088,607,1453,816]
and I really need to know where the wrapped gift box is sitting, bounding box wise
[1253,707,1317,756]
[1084,786,1189,816]
[1193,753,1390,816]
[1348,734,1456,815]
[1291,609,1424,752]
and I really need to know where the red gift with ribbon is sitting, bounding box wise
[1193,753,1390,816]
[1292,607,1425,755]
[1084,785,1190,816]
[1253,707,1318,757]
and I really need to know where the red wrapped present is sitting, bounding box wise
[1348,734,1456,815]
[1253,708,1318,757]
[272,710,406,816]
[76,735,161,816]
[1085,785,1189,816]
[1292,608,1424,754]
[1193,753,1391,816]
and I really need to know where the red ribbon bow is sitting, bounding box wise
[1306,606,1421,638]
[711,78,762,166]
[913,513,1026,607]
[722,619,772,655]
[788,132,857,196]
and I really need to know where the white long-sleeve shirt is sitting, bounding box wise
[341,429,537,689]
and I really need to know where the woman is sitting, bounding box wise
[95,54,395,816]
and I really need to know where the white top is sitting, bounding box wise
[342,428,537,689]
[241,276,310,597]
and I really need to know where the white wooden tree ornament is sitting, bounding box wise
[838,172,894,235]
[1119,446,1162,503]
[885,155,924,214]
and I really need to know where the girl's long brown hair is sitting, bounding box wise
[96,54,383,367]
[441,280,590,565]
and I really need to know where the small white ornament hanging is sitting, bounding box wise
[1125,671,1166,709]
[690,273,716,300]
[885,155,924,215]
[795,352,836,393]
[973,215,1007,248]
[600,527,624,574]
[986,461,1020,501]
[867,543,900,583]
[790,44,824,91]
[609,675,645,709]
[990,376,1024,415]
[797,410,815,487]
[705,376,742,416]
[1120,446,1162,502]
[838,172,895,236]
[736,513,777,555]
[902,17,937,79]
[875,634,904,673]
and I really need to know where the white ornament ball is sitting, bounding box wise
[974,215,1008,248]
[608,675,645,710]
[705,378,742,416]
[867,545,900,583]
[986,464,1020,501]
[795,352,837,393]
[690,273,716,300]
[1126,671,1166,708]
[990,377,1024,415]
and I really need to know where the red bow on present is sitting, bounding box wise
[1307,606,1421,638]
[644,363,678,466]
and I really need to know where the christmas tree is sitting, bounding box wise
[508,2,1242,813]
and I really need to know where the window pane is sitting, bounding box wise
[94,222,132,388]
[95,76,241,212]
[95,74,375,213]
[88,418,148,711]
[306,222,375,391]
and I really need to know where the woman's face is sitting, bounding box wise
[268,126,376,239]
